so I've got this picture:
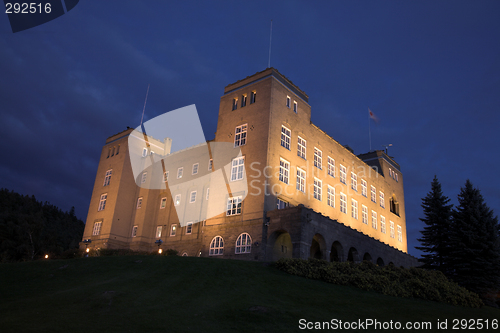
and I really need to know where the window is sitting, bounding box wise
[327,157,335,177]
[380,192,385,208]
[141,172,147,184]
[208,159,213,171]
[174,194,181,206]
[137,197,143,209]
[209,236,224,255]
[250,91,256,104]
[241,94,247,107]
[92,221,101,236]
[279,158,290,184]
[232,98,238,110]
[163,171,169,182]
[234,124,247,147]
[277,198,289,209]
[351,172,357,191]
[362,205,368,224]
[156,226,162,238]
[230,156,245,181]
[361,179,367,197]
[390,221,395,238]
[371,186,376,203]
[286,96,291,108]
[390,197,400,216]
[395,173,398,182]
[190,191,197,203]
[103,169,112,186]
[351,199,358,219]
[227,196,242,216]
[293,101,298,113]
[142,148,147,157]
[186,222,192,234]
[170,224,176,236]
[281,126,291,150]
[380,216,386,234]
[116,144,120,155]
[192,163,199,175]
[327,185,335,207]
[235,233,252,254]
[372,211,377,229]
[340,193,347,214]
[107,148,111,158]
[160,197,167,209]
[131,225,137,237]
[397,225,402,242]
[297,136,306,159]
[339,165,346,184]
[313,178,322,201]
[206,188,210,200]
[296,168,306,193]
[177,167,183,179]
[314,148,322,169]
[111,146,115,156]
[98,194,107,211]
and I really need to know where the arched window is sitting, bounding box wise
[181,252,188,257]
[235,233,252,254]
[209,236,224,256]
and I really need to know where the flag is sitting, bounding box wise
[368,108,379,124]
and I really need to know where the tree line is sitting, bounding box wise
[0,188,84,262]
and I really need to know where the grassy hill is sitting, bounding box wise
[1,256,498,332]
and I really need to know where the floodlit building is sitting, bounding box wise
[81,68,417,266]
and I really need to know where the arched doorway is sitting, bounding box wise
[363,252,372,262]
[269,230,293,261]
[309,233,326,260]
[330,241,343,262]
[376,257,384,266]
[347,247,360,262]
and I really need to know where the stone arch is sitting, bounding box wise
[376,257,385,266]
[363,252,372,262]
[310,233,326,260]
[347,247,360,262]
[330,241,344,262]
[268,230,293,261]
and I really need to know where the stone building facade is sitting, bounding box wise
[81,68,417,267]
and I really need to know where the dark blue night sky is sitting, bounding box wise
[1,1,499,257]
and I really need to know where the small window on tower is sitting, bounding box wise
[241,94,247,107]
[293,101,298,113]
[250,91,256,104]
[232,98,238,111]
[286,96,291,108]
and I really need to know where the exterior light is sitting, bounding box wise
[155,239,163,254]
[86,248,90,253]
[44,254,49,259]
[158,249,163,254]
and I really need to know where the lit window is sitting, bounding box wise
[241,94,247,107]
[177,167,183,179]
[190,191,197,203]
[314,178,322,201]
[279,158,290,184]
[380,192,385,208]
[142,148,148,157]
[92,221,101,236]
[327,157,335,177]
[395,173,398,182]
[351,172,357,191]
[227,196,242,216]
[250,91,256,104]
[371,186,376,203]
[296,168,306,193]
[208,159,213,171]
[362,205,368,224]
[339,165,346,184]
[232,98,238,110]
[235,233,252,254]
[206,188,210,200]
[293,101,298,113]
[327,185,335,208]
[137,197,143,209]
[380,216,386,233]
[314,148,322,169]
[351,199,358,219]
[174,194,181,206]
[186,222,193,234]
[192,163,199,175]
[103,169,112,186]
[372,211,377,229]
[234,124,247,147]
[281,126,291,150]
[277,198,289,209]
[156,226,162,238]
[390,221,395,238]
[160,197,167,209]
[98,193,107,211]
[297,136,306,159]
[132,225,137,237]
[340,193,347,214]
[397,225,402,242]
[170,224,176,236]
[209,236,224,255]
[361,179,367,197]
[286,96,291,108]
[141,172,147,183]
[230,156,245,181]
[163,171,169,182]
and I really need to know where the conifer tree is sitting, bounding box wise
[416,176,453,273]
[449,180,500,296]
